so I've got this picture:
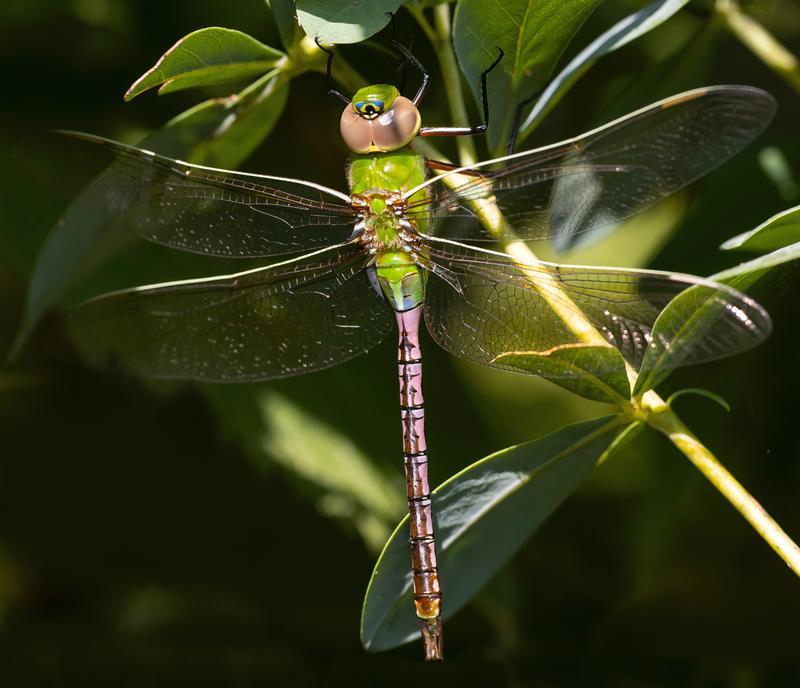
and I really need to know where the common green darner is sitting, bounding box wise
[54,33,776,660]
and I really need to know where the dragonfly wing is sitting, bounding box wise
[53,131,359,258]
[420,237,771,378]
[406,86,775,245]
[67,243,392,381]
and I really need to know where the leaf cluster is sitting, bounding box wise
[7,0,800,660]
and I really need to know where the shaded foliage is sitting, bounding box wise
[1,0,800,684]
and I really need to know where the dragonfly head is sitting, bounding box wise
[341,84,421,154]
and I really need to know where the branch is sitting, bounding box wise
[647,406,800,576]
[716,0,800,93]
[431,4,478,166]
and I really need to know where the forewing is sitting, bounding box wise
[420,238,770,378]
[407,86,775,246]
[67,243,392,381]
[52,131,359,258]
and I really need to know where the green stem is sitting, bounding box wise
[647,406,800,576]
[432,3,478,166]
[410,136,446,162]
[716,0,800,92]
[406,5,437,47]
[290,34,366,95]
[327,54,366,95]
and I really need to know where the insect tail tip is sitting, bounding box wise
[420,618,444,661]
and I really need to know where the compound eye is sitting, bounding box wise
[354,100,384,119]
[371,96,421,151]
[340,106,373,153]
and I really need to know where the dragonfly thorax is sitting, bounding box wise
[349,190,425,312]
[352,190,417,252]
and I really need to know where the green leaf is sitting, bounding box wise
[720,205,800,253]
[361,415,620,652]
[712,240,800,293]
[667,388,730,412]
[125,27,284,101]
[630,207,800,395]
[146,70,290,166]
[206,387,404,551]
[517,0,691,143]
[453,0,602,155]
[265,0,303,51]
[296,0,402,44]
[9,71,289,359]
[495,344,630,405]
[632,279,761,396]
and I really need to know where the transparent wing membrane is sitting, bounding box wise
[419,237,771,378]
[57,86,774,385]
[67,243,392,381]
[405,87,776,246]
[53,131,359,258]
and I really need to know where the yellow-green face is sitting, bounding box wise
[340,84,421,154]
[352,84,398,119]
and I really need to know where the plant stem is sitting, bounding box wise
[406,5,437,47]
[431,4,478,166]
[716,0,800,92]
[290,34,366,94]
[647,406,800,576]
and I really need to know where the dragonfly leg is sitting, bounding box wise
[396,306,444,661]
[386,12,431,106]
[418,47,504,138]
[314,37,350,105]
[426,159,487,178]
[506,87,545,155]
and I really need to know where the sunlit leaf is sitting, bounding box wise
[517,0,691,143]
[145,70,290,166]
[125,27,284,100]
[713,240,800,293]
[361,416,620,651]
[296,0,402,44]
[10,71,289,358]
[453,0,602,155]
[720,205,800,252]
[632,206,800,395]
[632,279,770,396]
[758,146,799,200]
[265,0,303,50]
[495,344,630,405]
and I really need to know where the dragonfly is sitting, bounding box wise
[57,33,776,660]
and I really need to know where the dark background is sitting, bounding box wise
[1,0,799,685]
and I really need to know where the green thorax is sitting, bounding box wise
[347,147,425,197]
[347,147,430,240]
[347,148,428,312]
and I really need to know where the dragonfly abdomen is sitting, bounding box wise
[396,306,443,660]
